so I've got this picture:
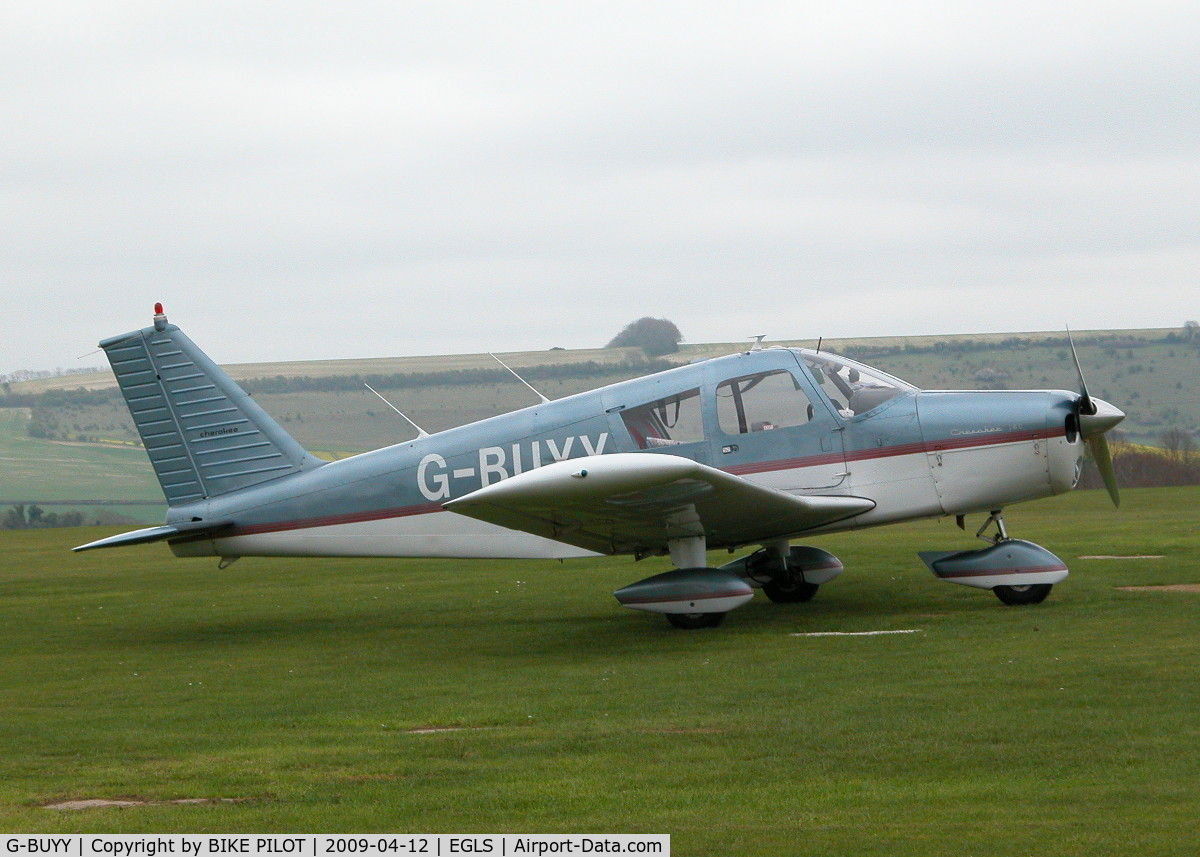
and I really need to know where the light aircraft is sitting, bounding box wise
[76,305,1125,629]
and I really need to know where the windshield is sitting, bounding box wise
[799,351,917,417]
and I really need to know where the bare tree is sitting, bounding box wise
[1160,427,1197,463]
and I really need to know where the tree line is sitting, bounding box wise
[2,504,84,529]
[0,358,680,408]
[1078,432,1200,490]
[237,358,677,395]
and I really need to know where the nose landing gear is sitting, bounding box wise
[921,509,1069,605]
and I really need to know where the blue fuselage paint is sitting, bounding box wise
[163,347,1088,558]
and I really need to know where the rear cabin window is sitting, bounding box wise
[716,369,813,435]
[621,387,705,448]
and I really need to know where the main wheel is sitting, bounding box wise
[993,583,1053,605]
[666,612,727,630]
[762,578,819,604]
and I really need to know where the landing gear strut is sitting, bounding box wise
[975,510,1054,605]
[972,509,1009,545]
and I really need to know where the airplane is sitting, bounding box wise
[74,304,1126,629]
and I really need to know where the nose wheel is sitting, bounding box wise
[993,583,1054,605]
[935,509,1064,606]
[666,611,727,629]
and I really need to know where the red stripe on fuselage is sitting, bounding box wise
[201,428,1063,539]
[725,426,1062,477]
[218,502,444,538]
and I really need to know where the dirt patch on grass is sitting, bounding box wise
[405,726,485,734]
[45,797,246,811]
[1116,584,1200,593]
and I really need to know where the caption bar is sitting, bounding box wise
[4,836,668,857]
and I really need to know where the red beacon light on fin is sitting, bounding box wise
[154,302,164,315]
[152,302,168,331]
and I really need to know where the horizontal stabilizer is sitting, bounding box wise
[72,519,232,552]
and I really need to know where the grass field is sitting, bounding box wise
[0,409,164,524]
[1,487,1198,853]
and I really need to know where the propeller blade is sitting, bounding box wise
[1088,433,1120,508]
[1067,329,1096,415]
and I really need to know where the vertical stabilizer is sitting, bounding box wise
[100,305,321,506]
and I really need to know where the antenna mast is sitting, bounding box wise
[363,383,429,438]
[489,353,550,404]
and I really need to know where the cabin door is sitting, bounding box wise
[708,362,848,490]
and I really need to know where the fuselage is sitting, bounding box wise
[166,347,1088,560]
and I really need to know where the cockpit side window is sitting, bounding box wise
[716,370,814,435]
[801,352,916,417]
[621,387,705,448]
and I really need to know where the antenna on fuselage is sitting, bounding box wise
[363,383,429,439]
[815,337,823,355]
[489,352,550,404]
[749,335,766,351]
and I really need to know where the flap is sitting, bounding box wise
[444,453,874,556]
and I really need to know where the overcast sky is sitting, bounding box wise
[2,1,1198,375]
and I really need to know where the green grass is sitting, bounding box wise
[1,487,1198,853]
[0,409,164,524]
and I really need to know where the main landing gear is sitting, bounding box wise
[612,566,753,630]
[666,610,727,630]
[613,529,845,630]
[763,577,820,604]
[729,543,844,605]
[920,509,1070,606]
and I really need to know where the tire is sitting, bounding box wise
[666,612,727,630]
[993,583,1053,606]
[762,579,819,604]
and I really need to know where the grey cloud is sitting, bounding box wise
[1,1,1197,373]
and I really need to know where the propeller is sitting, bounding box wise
[1067,330,1124,507]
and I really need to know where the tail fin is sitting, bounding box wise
[100,305,321,506]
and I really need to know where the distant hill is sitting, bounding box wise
[4,346,652,394]
[5,327,1197,449]
[4,327,1178,394]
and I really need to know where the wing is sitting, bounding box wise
[443,452,874,556]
